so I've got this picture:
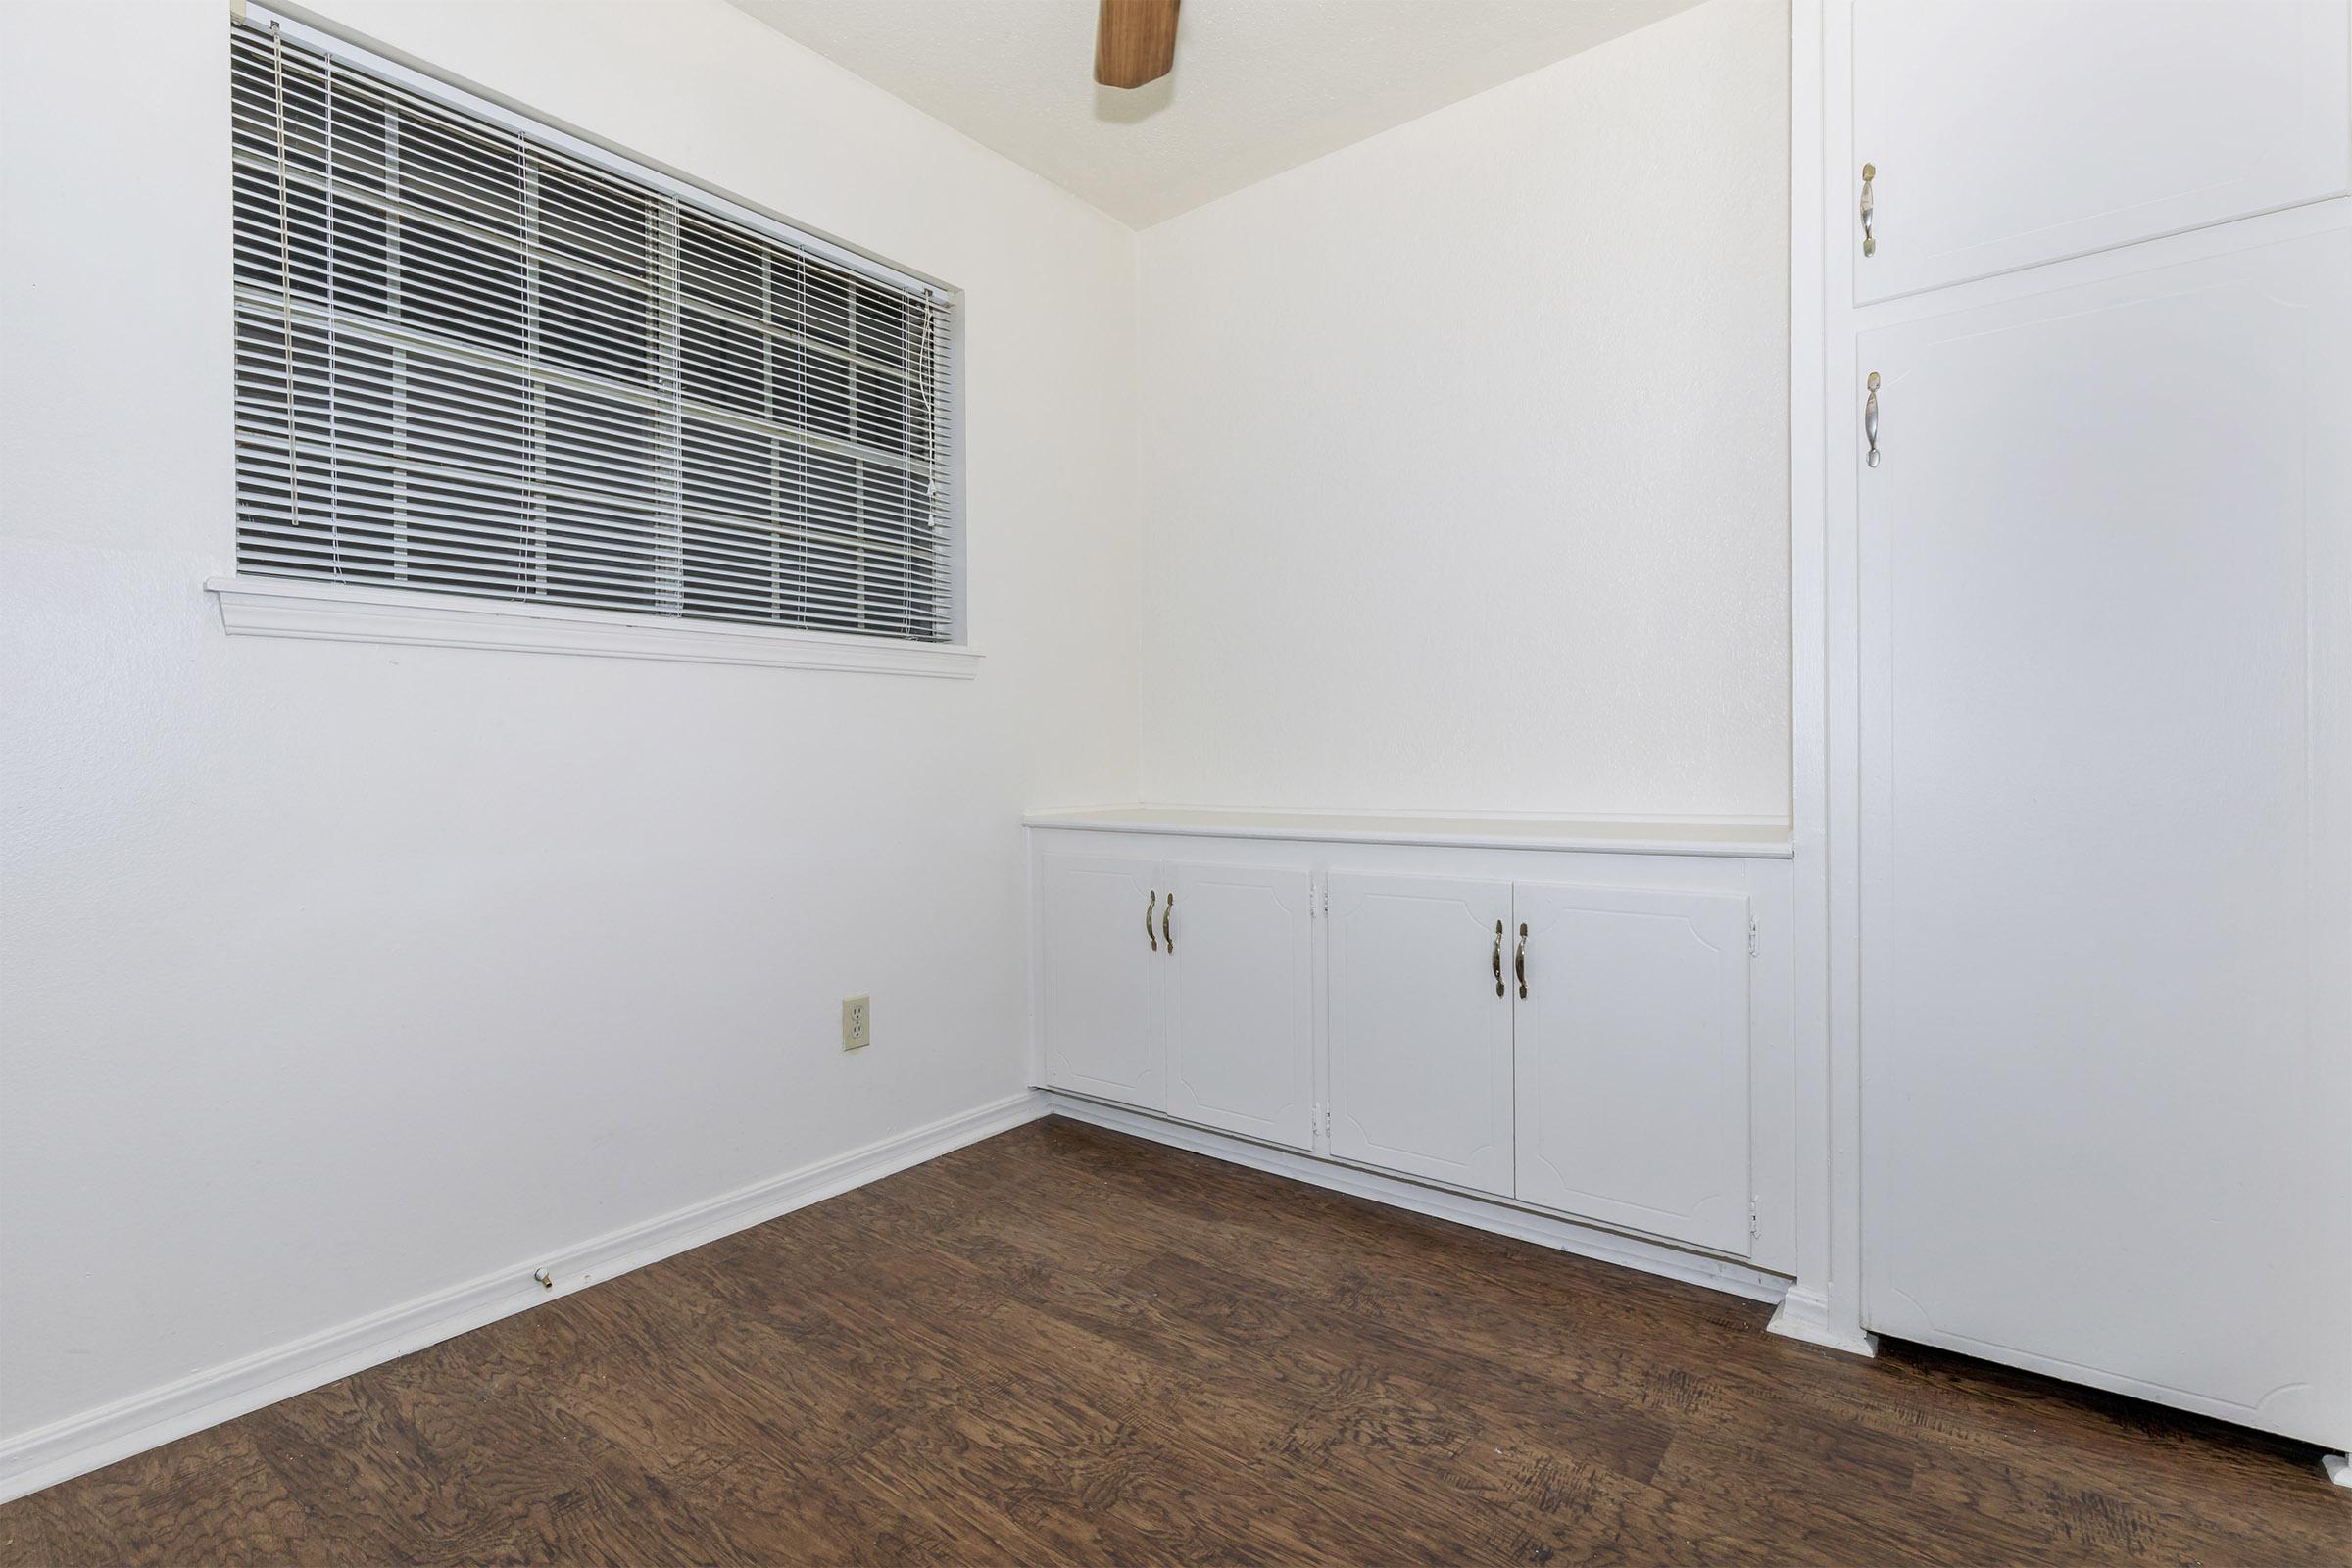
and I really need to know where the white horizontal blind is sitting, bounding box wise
[230,11,958,642]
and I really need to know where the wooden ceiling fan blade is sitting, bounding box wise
[1095,0,1179,89]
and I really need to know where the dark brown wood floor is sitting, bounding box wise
[3,1117,2345,1566]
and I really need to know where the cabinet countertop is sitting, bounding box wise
[1022,806,1795,859]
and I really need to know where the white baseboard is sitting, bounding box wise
[0,1090,1049,1506]
[1045,1093,1792,1305]
[1765,1284,1880,1357]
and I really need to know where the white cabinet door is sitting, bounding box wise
[1326,873,1514,1196]
[1857,231,2352,1446]
[1850,1,2349,301]
[1512,883,1752,1256]
[1162,861,1315,1150]
[1038,852,1164,1110]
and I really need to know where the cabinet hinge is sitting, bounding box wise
[1747,918,1760,959]
[1750,1200,1760,1240]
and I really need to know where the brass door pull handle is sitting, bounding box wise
[1492,920,1504,997]
[1146,890,1158,952]
[1516,923,1527,999]
[1865,371,1881,468]
[1162,892,1174,954]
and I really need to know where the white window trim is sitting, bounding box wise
[205,575,981,677]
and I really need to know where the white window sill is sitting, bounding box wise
[204,576,980,678]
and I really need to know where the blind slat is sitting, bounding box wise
[232,13,957,644]
[234,465,956,569]
[232,287,941,478]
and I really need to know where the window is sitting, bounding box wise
[229,7,960,650]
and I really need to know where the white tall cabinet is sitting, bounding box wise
[1821,0,2352,1451]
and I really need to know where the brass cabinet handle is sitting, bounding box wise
[1860,162,1877,257]
[1492,920,1504,997]
[1865,371,1881,468]
[1516,922,1528,999]
[1162,892,1174,955]
[1146,890,1158,952]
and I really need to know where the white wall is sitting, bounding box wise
[1134,0,1789,821]
[0,0,1136,1446]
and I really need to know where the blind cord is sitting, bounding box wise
[270,21,302,534]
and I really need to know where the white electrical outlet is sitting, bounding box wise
[841,995,871,1051]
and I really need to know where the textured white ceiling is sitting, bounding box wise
[725,0,1699,226]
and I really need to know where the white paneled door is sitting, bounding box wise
[1038,852,1164,1110]
[1326,873,1515,1197]
[1162,862,1315,1149]
[1512,884,1752,1255]
[1857,230,2352,1446]
[1850,1,2349,301]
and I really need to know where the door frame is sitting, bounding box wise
[1784,0,1870,1357]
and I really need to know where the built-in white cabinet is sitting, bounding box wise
[1849,1,2349,301]
[1038,850,1315,1148]
[1325,874,1516,1197]
[1513,884,1751,1257]
[1030,817,1794,1272]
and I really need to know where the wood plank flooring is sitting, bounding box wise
[3,1116,2345,1565]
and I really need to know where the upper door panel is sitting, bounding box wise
[1851,1,2349,302]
